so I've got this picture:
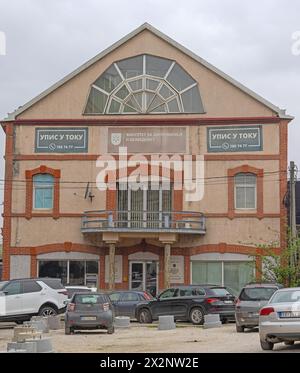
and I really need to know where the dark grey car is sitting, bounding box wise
[65,292,114,334]
[235,283,282,332]
[108,290,153,319]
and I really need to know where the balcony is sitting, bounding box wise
[81,210,206,235]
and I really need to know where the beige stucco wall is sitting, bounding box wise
[17,30,275,119]
[10,216,280,248]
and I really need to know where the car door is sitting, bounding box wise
[150,288,178,318]
[2,281,23,316]
[118,292,140,318]
[22,280,44,314]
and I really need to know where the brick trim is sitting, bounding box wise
[1,123,14,280]
[25,165,61,219]
[228,165,264,220]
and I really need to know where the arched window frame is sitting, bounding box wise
[25,165,61,219]
[84,54,204,115]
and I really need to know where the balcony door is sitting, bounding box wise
[117,183,172,228]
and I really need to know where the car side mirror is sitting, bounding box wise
[63,300,70,306]
[0,291,8,296]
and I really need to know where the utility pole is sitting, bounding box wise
[289,161,297,268]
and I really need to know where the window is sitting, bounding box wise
[3,281,22,295]
[234,173,256,209]
[109,292,122,302]
[84,54,204,114]
[23,280,42,294]
[121,292,140,302]
[159,288,177,299]
[33,174,54,209]
[192,261,254,295]
[38,260,98,286]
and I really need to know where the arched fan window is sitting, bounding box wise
[84,54,204,114]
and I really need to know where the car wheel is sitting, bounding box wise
[189,307,204,325]
[107,326,115,334]
[15,320,23,325]
[38,305,58,317]
[138,309,152,323]
[236,324,244,333]
[284,341,295,346]
[260,339,274,350]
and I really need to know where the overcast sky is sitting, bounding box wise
[0,0,300,235]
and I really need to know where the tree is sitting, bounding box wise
[255,230,300,287]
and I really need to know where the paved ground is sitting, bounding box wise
[0,322,300,353]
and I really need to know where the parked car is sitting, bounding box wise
[135,285,236,325]
[0,278,67,323]
[65,286,97,301]
[235,283,282,332]
[259,287,300,350]
[65,292,114,334]
[108,290,153,318]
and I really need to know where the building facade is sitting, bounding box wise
[1,24,292,295]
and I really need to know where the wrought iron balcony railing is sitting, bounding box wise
[81,210,206,234]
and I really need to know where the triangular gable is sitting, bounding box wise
[3,23,292,121]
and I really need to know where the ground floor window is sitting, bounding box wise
[38,260,98,287]
[191,261,255,295]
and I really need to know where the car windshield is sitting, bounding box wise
[240,287,277,301]
[0,281,8,291]
[270,290,300,304]
[74,294,107,304]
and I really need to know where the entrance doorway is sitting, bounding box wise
[129,261,158,296]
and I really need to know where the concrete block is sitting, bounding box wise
[25,338,54,353]
[14,329,42,343]
[114,316,130,328]
[27,317,49,333]
[7,341,37,353]
[158,315,176,330]
[46,315,62,330]
[203,314,222,329]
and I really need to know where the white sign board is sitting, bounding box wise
[105,255,123,283]
[170,256,184,284]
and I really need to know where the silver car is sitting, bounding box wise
[235,283,281,332]
[259,287,300,350]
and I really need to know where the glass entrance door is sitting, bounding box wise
[130,261,158,296]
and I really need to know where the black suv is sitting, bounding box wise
[135,285,236,325]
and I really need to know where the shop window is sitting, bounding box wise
[84,54,204,114]
[191,261,254,295]
[234,173,257,209]
[192,262,222,285]
[33,174,54,209]
[38,260,98,287]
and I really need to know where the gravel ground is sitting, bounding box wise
[0,322,300,353]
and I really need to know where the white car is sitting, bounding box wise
[0,278,67,323]
[259,287,300,350]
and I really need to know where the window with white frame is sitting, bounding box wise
[33,174,54,209]
[84,54,204,114]
[234,173,257,209]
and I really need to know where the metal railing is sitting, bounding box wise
[81,210,206,234]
